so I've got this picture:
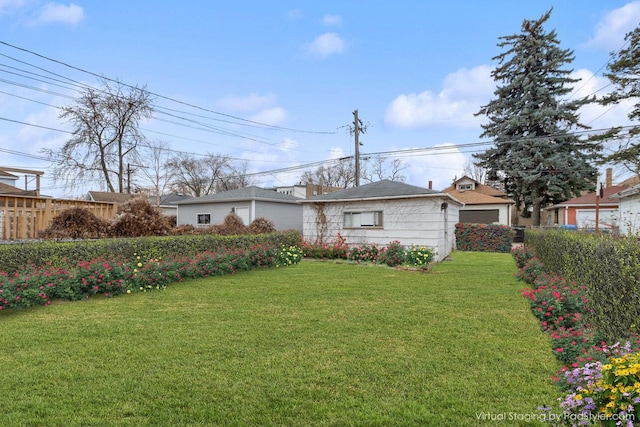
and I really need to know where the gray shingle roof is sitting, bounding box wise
[159,193,193,205]
[301,179,440,202]
[176,186,301,205]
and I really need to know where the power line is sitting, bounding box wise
[0,40,338,135]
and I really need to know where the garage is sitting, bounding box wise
[459,209,499,224]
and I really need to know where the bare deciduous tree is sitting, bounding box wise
[44,78,154,193]
[133,140,174,204]
[300,157,406,188]
[167,152,253,197]
[299,159,355,188]
[463,159,487,184]
[361,157,406,183]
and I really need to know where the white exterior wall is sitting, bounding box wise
[460,203,511,226]
[178,200,302,231]
[620,196,640,236]
[575,208,619,230]
[302,197,459,261]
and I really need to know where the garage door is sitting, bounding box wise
[460,209,499,224]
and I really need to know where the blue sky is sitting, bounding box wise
[1,0,639,197]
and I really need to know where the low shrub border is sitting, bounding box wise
[300,234,435,269]
[0,244,303,312]
[0,231,301,275]
[513,246,640,424]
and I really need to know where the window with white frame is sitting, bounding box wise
[197,213,211,225]
[343,211,383,228]
[458,183,473,191]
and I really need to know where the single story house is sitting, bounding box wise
[299,179,463,262]
[442,176,514,226]
[611,184,640,236]
[157,193,192,217]
[542,185,624,231]
[175,186,303,231]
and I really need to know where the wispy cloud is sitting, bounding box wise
[306,32,346,59]
[0,0,26,12]
[584,1,640,50]
[250,107,287,126]
[385,65,494,128]
[31,2,84,25]
[322,14,342,26]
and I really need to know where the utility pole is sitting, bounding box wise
[595,183,603,234]
[351,109,366,187]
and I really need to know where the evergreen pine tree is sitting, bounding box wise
[473,9,600,226]
[598,24,640,175]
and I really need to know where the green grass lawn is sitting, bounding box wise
[0,251,559,426]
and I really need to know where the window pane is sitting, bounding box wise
[360,212,375,226]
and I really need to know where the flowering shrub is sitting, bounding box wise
[455,223,513,253]
[520,280,589,331]
[550,327,605,367]
[347,243,380,263]
[555,352,640,426]
[276,245,303,267]
[0,244,297,312]
[512,245,535,269]
[377,241,406,267]
[405,246,434,269]
[300,233,348,259]
[514,246,640,424]
[515,257,545,285]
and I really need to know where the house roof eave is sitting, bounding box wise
[299,192,464,206]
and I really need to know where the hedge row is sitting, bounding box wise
[524,229,640,341]
[454,223,513,253]
[0,244,303,312]
[0,231,301,274]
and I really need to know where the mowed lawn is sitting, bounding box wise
[0,251,559,426]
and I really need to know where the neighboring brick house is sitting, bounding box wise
[442,176,514,226]
[543,185,625,231]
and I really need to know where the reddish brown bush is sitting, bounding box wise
[213,213,248,235]
[39,207,109,240]
[249,217,276,234]
[108,197,172,237]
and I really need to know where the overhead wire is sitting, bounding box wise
[0,40,338,135]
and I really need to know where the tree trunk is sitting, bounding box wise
[532,200,541,227]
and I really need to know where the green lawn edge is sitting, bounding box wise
[0,251,559,426]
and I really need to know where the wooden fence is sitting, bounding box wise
[0,195,117,240]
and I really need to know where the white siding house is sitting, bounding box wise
[612,184,640,236]
[300,180,463,262]
[176,186,303,231]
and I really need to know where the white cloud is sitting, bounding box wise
[322,14,342,26]
[217,93,276,112]
[306,32,346,58]
[215,93,286,126]
[33,2,84,25]
[250,107,286,126]
[584,1,640,50]
[385,65,494,128]
[0,0,26,12]
[278,137,298,152]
